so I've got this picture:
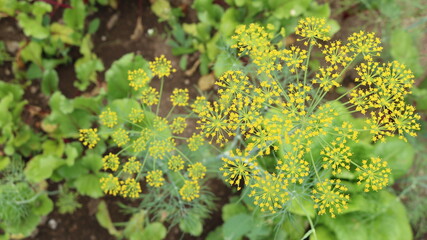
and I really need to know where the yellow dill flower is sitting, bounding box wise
[128,68,150,90]
[216,71,250,105]
[249,173,289,214]
[140,87,159,106]
[245,125,278,155]
[187,133,205,151]
[123,157,141,174]
[312,67,340,91]
[129,108,144,124]
[191,96,209,115]
[99,107,118,128]
[231,24,281,77]
[354,60,381,86]
[100,174,121,196]
[322,40,352,67]
[79,128,100,149]
[356,157,391,192]
[153,116,170,132]
[148,138,175,160]
[120,178,141,198]
[179,180,200,201]
[168,155,184,172]
[220,149,259,190]
[376,61,415,102]
[170,88,189,107]
[132,128,152,152]
[102,153,120,171]
[112,128,129,147]
[311,179,349,218]
[295,17,331,46]
[334,121,359,141]
[277,147,309,184]
[320,139,352,175]
[281,46,308,73]
[149,55,176,78]
[188,162,207,180]
[146,170,165,187]
[171,117,187,134]
[348,88,373,114]
[231,23,274,56]
[347,31,382,57]
[389,103,421,141]
[197,101,236,146]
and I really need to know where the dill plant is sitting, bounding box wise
[79,55,215,228]
[195,16,420,233]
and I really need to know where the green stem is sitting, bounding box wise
[296,198,318,240]
[156,77,164,116]
[303,43,314,87]
[309,150,321,182]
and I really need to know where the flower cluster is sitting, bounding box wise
[149,55,176,78]
[79,55,211,204]
[196,18,419,218]
[356,157,391,192]
[128,68,150,90]
[79,128,100,149]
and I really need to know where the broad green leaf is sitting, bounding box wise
[222,202,248,221]
[179,214,203,236]
[42,139,64,157]
[64,144,79,166]
[0,0,18,16]
[49,91,74,114]
[326,19,340,37]
[17,12,50,39]
[272,0,311,19]
[306,3,330,18]
[373,137,415,179]
[287,195,315,218]
[74,174,103,197]
[32,193,53,216]
[73,95,103,114]
[311,225,337,240]
[50,23,77,45]
[106,53,150,100]
[281,214,307,240]
[26,63,43,79]
[74,55,104,91]
[140,222,167,240]
[193,0,214,12]
[213,52,241,77]
[41,69,59,95]
[6,213,40,237]
[219,8,239,37]
[63,0,86,30]
[318,191,412,240]
[20,41,42,65]
[56,162,89,180]
[81,153,103,172]
[411,88,427,110]
[0,156,10,170]
[123,210,145,238]
[151,0,172,21]
[88,18,100,34]
[24,155,64,182]
[96,200,121,237]
[390,30,422,77]
[222,213,253,240]
[206,226,224,240]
